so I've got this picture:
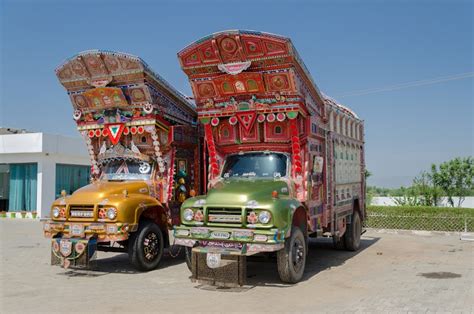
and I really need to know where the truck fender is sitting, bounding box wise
[134,201,170,247]
[284,201,307,238]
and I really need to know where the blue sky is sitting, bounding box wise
[1,0,472,187]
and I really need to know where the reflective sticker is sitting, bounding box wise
[60,240,72,257]
[71,224,84,236]
[206,253,221,269]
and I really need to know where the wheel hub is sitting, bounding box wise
[143,232,159,261]
[291,239,304,271]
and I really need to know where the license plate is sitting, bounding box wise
[210,231,230,239]
[206,253,221,269]
[71,224,84,236]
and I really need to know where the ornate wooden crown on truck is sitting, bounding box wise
[175,30,365,284]
[43,50,201,271]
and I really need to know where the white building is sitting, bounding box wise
[0,129,90,218]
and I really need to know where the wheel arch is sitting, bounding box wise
[353,197,365,221]
[291,206,309,238]
[136,204,170,248]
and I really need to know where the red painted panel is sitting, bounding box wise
[240,123,260,143]
[264,121,290,142]
[216,35,243,63]
[263,72,293,92]
[214,72,265,96]
[216,119,237,145]
[241,38,265,58]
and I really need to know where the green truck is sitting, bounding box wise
[174,30,366,284]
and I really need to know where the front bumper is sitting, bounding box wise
[174,225,285,256]
[43,220,135,242]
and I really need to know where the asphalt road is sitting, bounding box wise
[1,219,472,313]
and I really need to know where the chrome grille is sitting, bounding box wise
[207,207,242,224]
[69,205,95,218]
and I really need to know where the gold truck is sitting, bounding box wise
[43,50,201,271]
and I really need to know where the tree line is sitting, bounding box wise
[367,157,474,207]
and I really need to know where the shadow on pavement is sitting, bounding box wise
[59,246,187,276]
[58,235,379,286]
[245,235,380,288]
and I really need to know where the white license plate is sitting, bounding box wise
[71,224,84,236]
[210,231,230,239]
[206,252,221,269]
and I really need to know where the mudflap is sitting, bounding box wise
[51,238,97,269]
[191,250,246,287]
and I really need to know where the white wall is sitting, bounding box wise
[0,133,90,217]
[371,196,474,208]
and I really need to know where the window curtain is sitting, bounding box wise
[56,165,90,198]
[8,163,38,212]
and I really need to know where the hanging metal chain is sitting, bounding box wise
[167,237,183,258]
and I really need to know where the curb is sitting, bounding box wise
[366,228,473,237]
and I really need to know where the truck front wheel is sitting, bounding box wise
[277,227,306,283]
[128,220,164,271]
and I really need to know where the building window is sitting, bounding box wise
[0,164,10,211]
[8,163,37,212]
[56,164,91,198]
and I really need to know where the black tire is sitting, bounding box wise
[277,227,306,283]
[344,211,362,251]
[333,236,346,250]
[128,220,164,271]
[184,246,192,271]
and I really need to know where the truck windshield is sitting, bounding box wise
[101,160,153,181]
[222,152,288,178]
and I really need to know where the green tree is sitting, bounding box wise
[431,157,474,207]
[412,171,442,206]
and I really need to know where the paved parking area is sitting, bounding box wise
[1,219,472,313]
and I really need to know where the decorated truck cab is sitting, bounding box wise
[174,30,366,284]
[43,50,201,270]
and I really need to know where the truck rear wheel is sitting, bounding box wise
[128,220,164,271]
[333,236,346,250]
[344,211,362,251]
[277,227,306,283]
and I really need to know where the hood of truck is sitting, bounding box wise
[205,178,290,205]
[65,180,150,204]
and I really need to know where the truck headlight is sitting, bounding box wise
[183,208,194,221]
[258,211,271,224]
[52,207,60,218]
[106,208,117,220]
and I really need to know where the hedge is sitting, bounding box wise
[365,205,474,232]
